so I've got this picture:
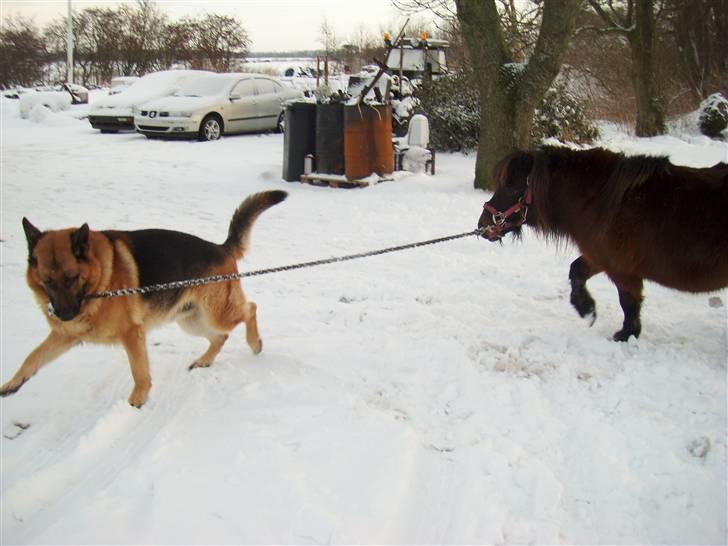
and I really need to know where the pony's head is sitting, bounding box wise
[478,149,534,241]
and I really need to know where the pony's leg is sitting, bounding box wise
[611,277,643,342]
[569,256,602,326]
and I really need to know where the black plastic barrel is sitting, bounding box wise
[315,103,345,175]
[282,102,316,182]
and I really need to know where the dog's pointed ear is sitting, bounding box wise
[70,223,90,260]
[22,218,43,257]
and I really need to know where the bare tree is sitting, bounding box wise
[584,0,666,137]
[159,18,197,69]
[665,0,728,101]
[191,14,250,72]
[319,17,339,58]
[0,16,47,87]
[117,0,167,75]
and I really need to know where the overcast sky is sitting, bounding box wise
[1,0,415,52]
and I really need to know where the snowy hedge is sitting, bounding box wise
[416,71,480,152]
[531,81,600,144]
[416,71,598,152]
[698,93,728,139]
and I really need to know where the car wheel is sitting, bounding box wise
[199,114,223,141]
[276,111,285,133]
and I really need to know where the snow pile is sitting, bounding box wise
[0,96,726,545]
[18,91,72,119]
[698,92,728,139]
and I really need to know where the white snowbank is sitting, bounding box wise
[18,91,71,119]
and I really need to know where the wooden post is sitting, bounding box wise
[399,39,404,95]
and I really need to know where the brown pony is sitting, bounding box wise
[477,145,728,341]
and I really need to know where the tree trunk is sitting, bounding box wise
[630,0,665,137]
[456,0,579,190]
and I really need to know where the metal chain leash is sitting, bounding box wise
[85,229,482,300]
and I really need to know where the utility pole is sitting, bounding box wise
[66,0,74,83]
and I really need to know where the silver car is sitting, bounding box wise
[134,73,302,141]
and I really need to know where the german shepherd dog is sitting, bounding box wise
[0,190,287,408]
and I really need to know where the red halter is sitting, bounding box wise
[481,185,532,239]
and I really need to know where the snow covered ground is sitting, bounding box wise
[0,95,726,545]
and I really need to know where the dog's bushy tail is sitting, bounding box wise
[224,190,287,259]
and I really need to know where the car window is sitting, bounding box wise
[231,79,256,98]
[255,79,280,95]
[177,76,231,97]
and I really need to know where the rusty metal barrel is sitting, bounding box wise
[344,104,393,179]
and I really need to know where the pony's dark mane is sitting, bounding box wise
[526,146,673,237]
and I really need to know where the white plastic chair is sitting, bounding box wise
[394,114,435,174]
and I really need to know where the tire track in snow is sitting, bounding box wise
[1,368,195,544]
[1,370,129,496]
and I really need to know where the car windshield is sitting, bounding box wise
[176,76,231,97]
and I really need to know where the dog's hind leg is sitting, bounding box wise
[205,285,262,356]
[189,333,230,370]
[204,300,262,355]
[241,301,262,354]
[0,331,77,397]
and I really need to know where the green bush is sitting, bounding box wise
[531,81,600,144]
[698,93,728,138]
[415,71,480,152]
[416,71,599,152]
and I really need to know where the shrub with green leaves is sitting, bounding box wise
[532,81,600,144]
[698,93,728,139]
[415,71,480,152]
[416,70,599,152]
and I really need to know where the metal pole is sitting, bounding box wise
[66,0,74,83]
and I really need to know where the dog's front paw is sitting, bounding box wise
[188,361,211,371]
[128,385,150,408]
[0,377,28,397]
[252,338,262,354]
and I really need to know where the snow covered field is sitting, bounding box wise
[0,95,726,545]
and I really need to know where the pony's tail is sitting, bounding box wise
[224,190,288,259]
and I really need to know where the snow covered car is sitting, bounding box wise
[109,76,139,95]
[134,73,302,141]
[18,90,72,119]
[88,70,211,133]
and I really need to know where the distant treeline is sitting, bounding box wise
[0,0,249,87]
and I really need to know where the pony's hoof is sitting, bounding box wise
[613,329,635,342]
[584,310,596,327]
[570,294,596,324]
